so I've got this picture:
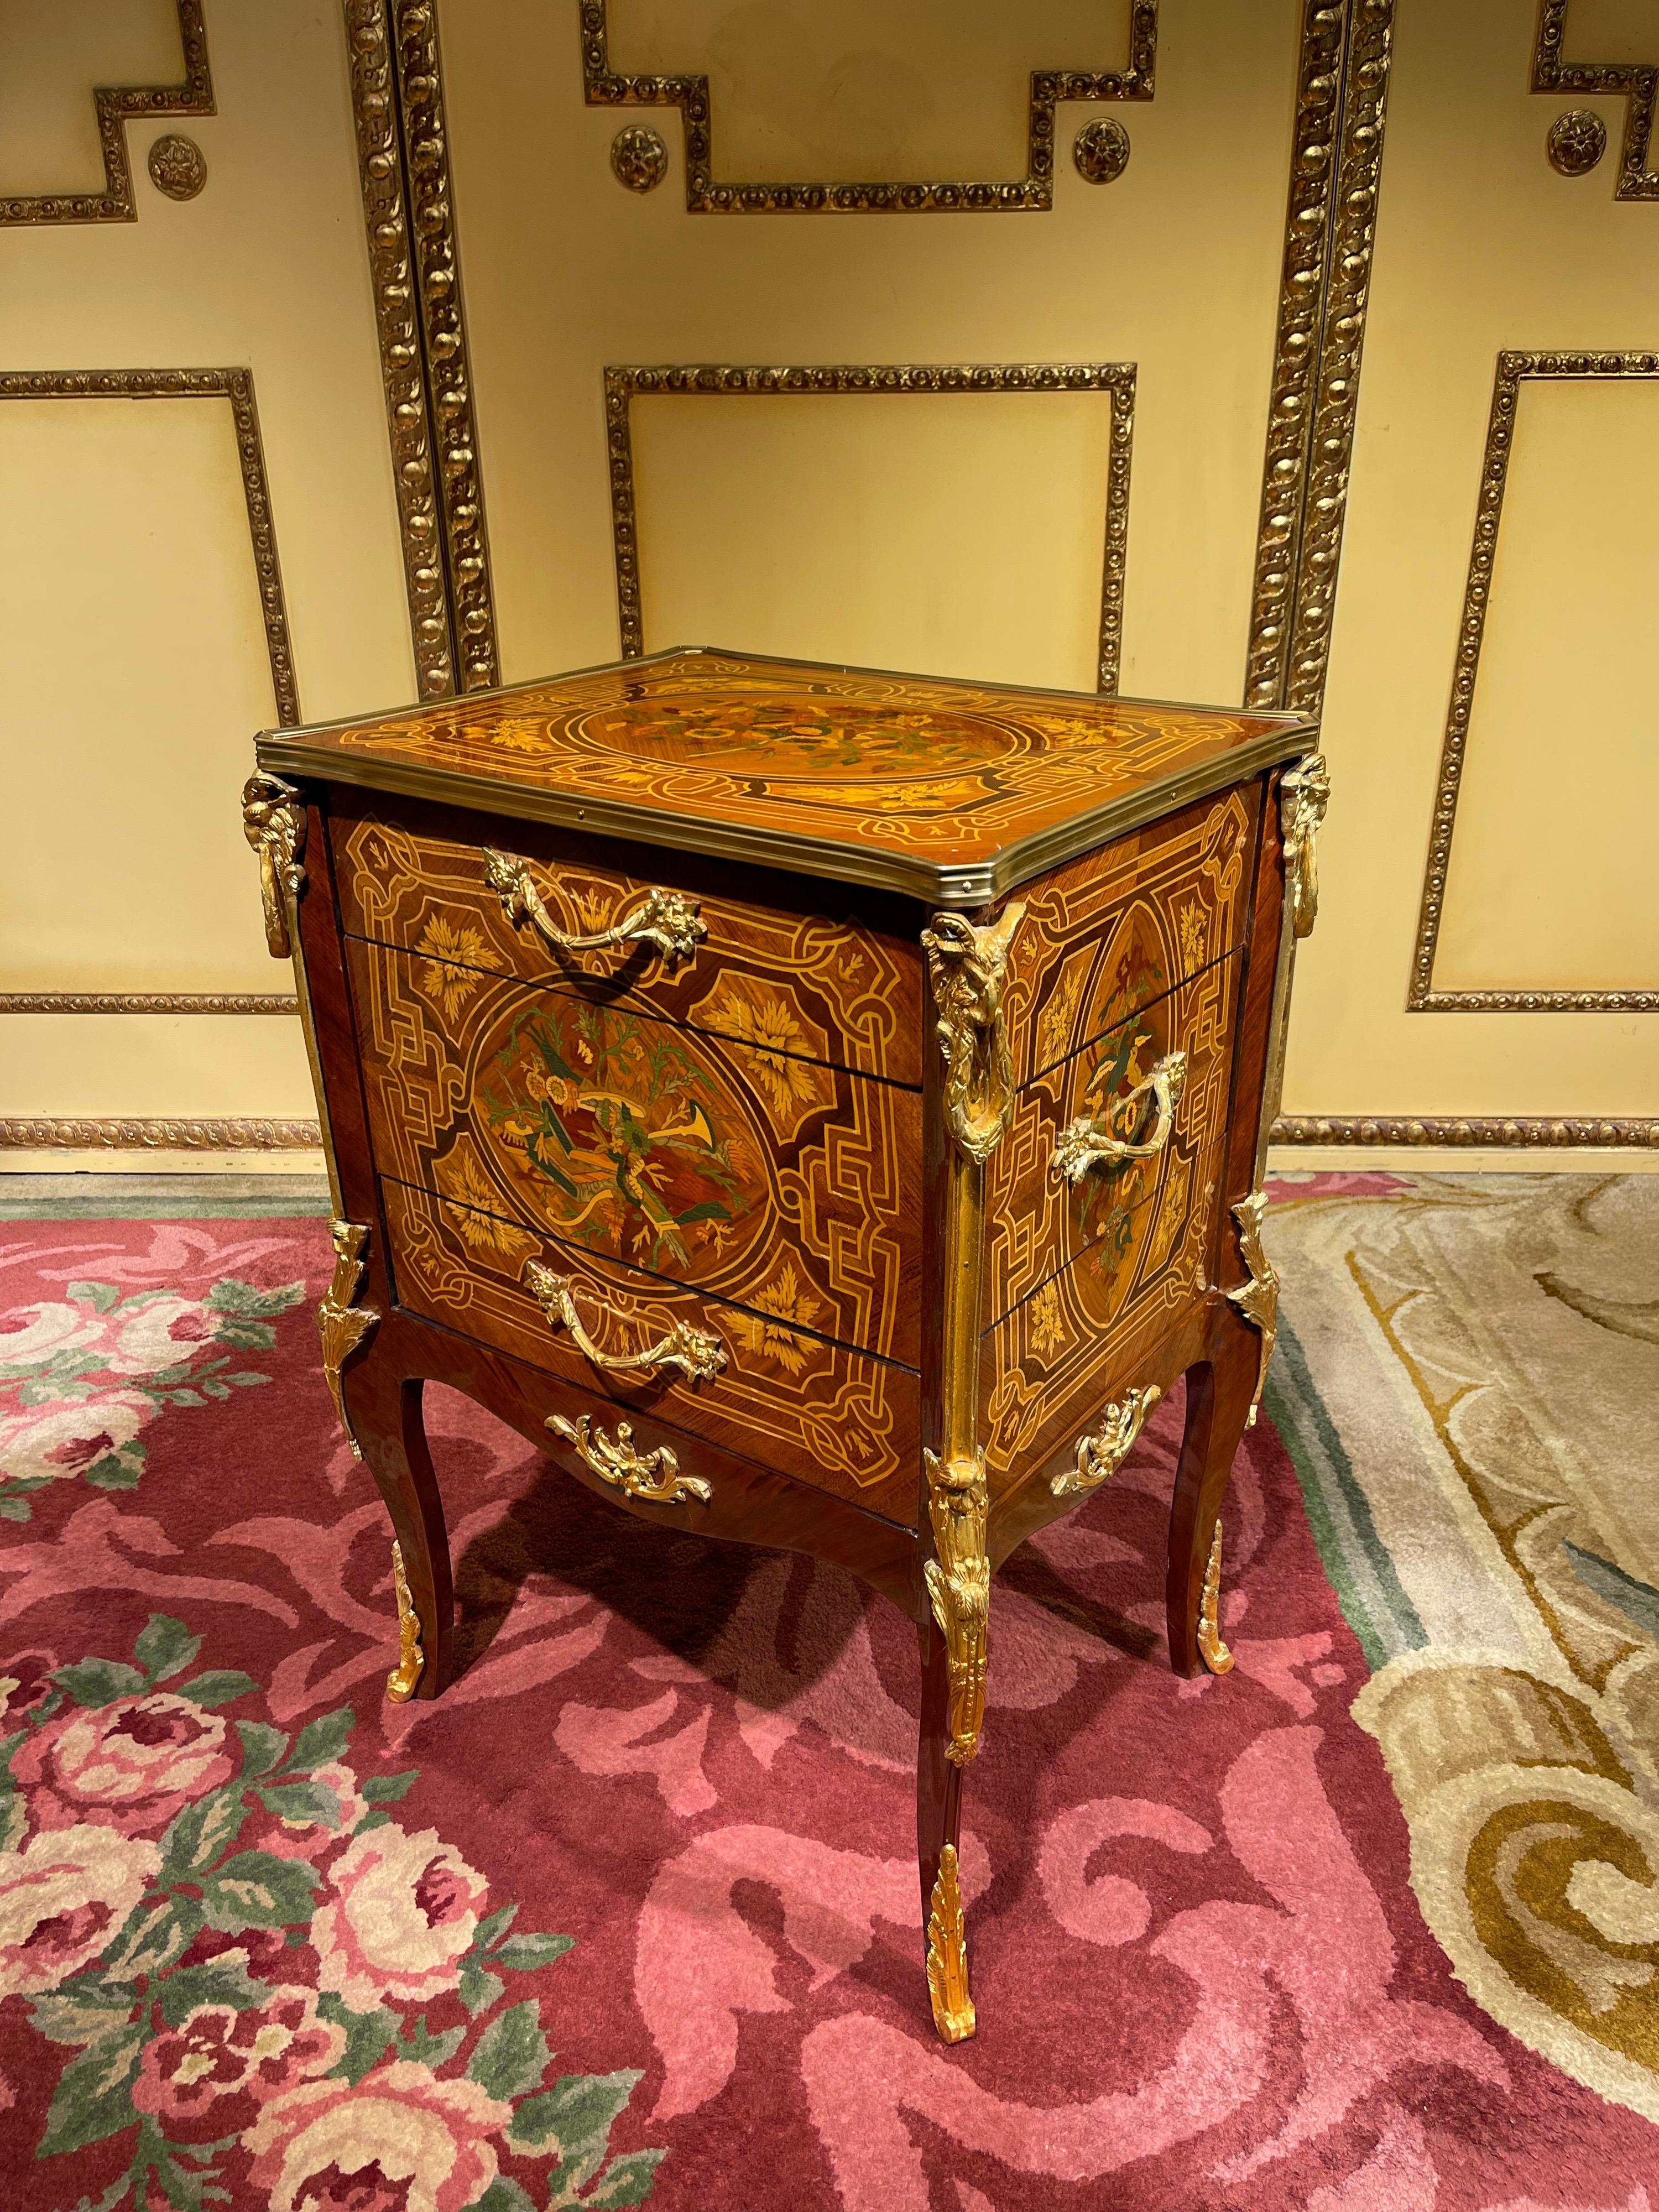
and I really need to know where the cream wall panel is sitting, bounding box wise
[0,1016,317,1121]
[1434,376,1659,994]
[610,0,1134,182]
[1285,0,1659,1122]
[630,388,1117,687]
[440,0,1298,710]
[0,0,182,194]
[0,398,278,994]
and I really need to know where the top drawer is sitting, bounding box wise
[1000,782,1259,1084]
[328,794,924,1086]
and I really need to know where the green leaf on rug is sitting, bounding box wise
[474,1904,518,1950]
[467,2000,550,2101]
[457,1961,505,2016]
[156,1955,273,2027]
[359,1768,419,1803]
[99,1897,203,1980]
[65,1281,122,1312]
[399,2017,467,2069]
[510,2068,639,2168]
[55,1657,147,1707]
[493,1932,575,1973]
[30,1984,138,2047]
[469,2179,538,2212]
[82,1443,145,1489]
[236,1719,289,1773]
[185,1670,261,1710]
[134,1614,203,1683]
[0,1493,34,1520]
[581,2148,666,2207]
[257,1777,344,1830]
[37,2021,146,2158]
[160,1785,251,1877]
[317,1992,399,2084]
[283,1707,354,1774]
[197,1850,320,1931]
[204,1277,306,1319]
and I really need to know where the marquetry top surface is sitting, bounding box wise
[260,649,1314,903]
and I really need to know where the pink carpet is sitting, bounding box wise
[2,1217,1655,2209]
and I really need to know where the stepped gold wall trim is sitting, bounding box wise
[1410,349,1659,1015]
[341,0,498,700]
[1245,0,1394,716]
[604,362,1135,690]
[1272,1115,1659,1149]
[1532,0,1658,200]
[0,0,213,226]
[578,0,1156,213]
[0,1119,323,1151]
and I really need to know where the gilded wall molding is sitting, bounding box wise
[1245,0,1394,715]
[1410,350,1659,1016]
[0,995,297,1015]
[578,1,1155,213]
[1533,1,1658,200]
[0,369,298,726]
[1271,1115,1659,1149]
[0,1,213,226]
[0,1119,323,1150]
[341,0,498,699]
[603,362,1135,689]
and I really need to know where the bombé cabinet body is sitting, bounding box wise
[245,648,1325,2043]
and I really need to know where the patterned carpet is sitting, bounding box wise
[2,1188,1655,2208]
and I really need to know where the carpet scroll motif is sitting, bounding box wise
[3,1209,1656,2204]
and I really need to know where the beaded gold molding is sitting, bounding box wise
[603,362,1134,688]
[0,1119,322,1150]
[0,1,212,226]
[1410,351,1659,1015]
[579,0,1155,213]
[1533,1,1658,200]
[1270,1115,1659,1149]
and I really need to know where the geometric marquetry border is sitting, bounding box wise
[0,368,299,1019]
[1409,350,1659,1015]
[1533,0,1658,201]
[603,361,1136,693]
[0,1,213,225]
[578,0,1156,213]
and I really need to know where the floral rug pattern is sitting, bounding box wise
[2,1211,1656,2210]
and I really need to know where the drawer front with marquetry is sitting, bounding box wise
[346,938,920,1366]
[985,950,1241,1325]
[380,1178,919,1522]
[1001,784,1257,1085]
[978,1134,1225,1491]
[330,798,922,1084]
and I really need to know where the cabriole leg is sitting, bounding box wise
[1165,1309,1261,1678]
[343,1362,454,1702]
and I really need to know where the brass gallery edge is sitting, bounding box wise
[1410,351,1659,1015]
[602,362,1135,691]
[0,369,299,1023]
[341,0,499,701]
[0,0,212,226]
[579,0,1155,213]
[1533,0,1658,200]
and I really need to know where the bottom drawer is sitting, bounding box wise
[380,1178,920,1525]
[977,1136,1225,1491]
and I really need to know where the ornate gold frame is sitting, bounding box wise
[1410,350,1659,1016]
[578,0,1155,213]
[1245,0,1394,716]
[340,0,498,702]
[1533,1,1658,201]
[0,369,299,1024]
[0,1,213,226]
[1271,1115,1659,1149]
[603,363,1135,690]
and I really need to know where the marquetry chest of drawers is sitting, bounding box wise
[246,648,1325,2043]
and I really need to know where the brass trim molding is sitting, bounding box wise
[0,1119,323,1150]
[341,0,498,699]
[603,362,1135,688]
[0,1,212,226]
[0,369,298,727]
[1533,1,1658,200]
[1410,350,1659,1015]
[579,0,1155,213]
[1271,1115,1659,1148]
[0,994,297,1014]
[1245,0,1394,714]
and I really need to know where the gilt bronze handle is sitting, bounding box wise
[484,851,705,971]
[1052,1050,1187,1183]
[547,1412,711,1505]
[523,1260,726,1383]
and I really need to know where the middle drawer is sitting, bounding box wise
[345,936,921,1367]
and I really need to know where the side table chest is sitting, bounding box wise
[246,648,1325,2043]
